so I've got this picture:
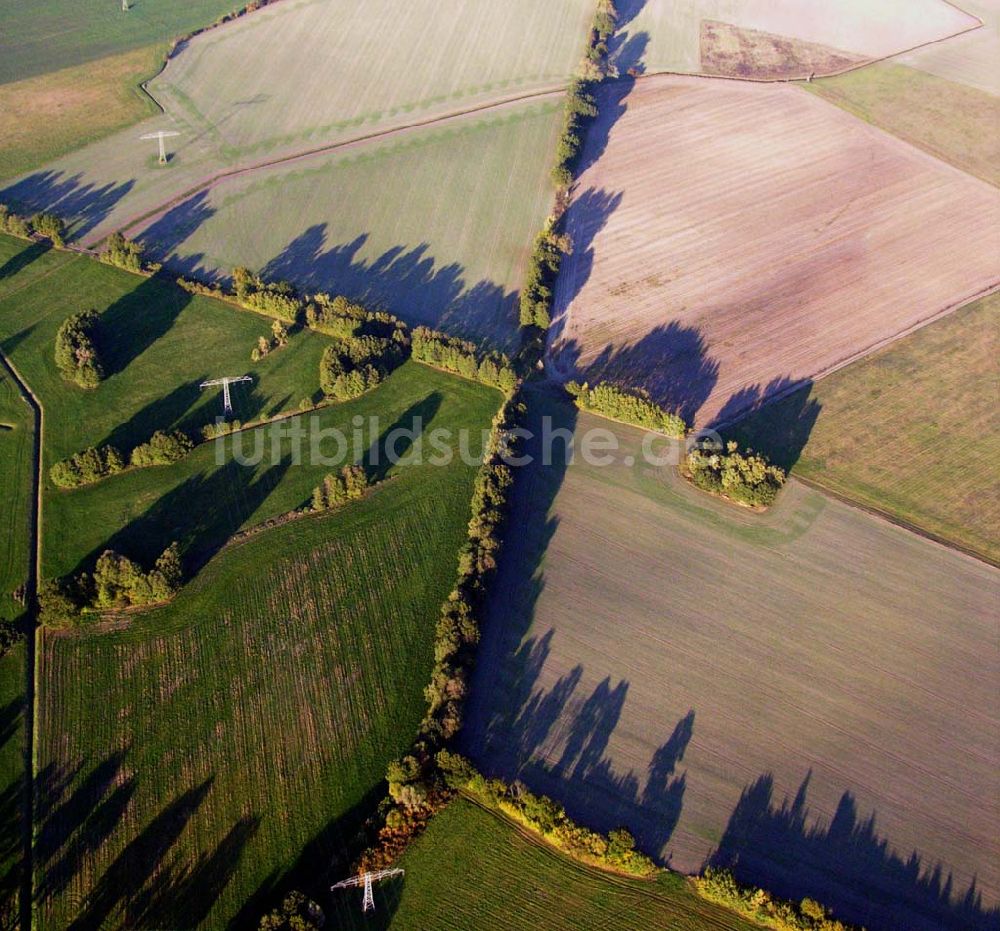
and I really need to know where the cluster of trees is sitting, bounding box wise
[50,430,193,487]
[310,464,367,511]
[251,319,290,361]
[54,310,103,388]
[518,225,572,329]
[357,396,523,871]
[410,327,518,393]
[566,380,687,437]
[201,418,242,440]
[99,232,158,274]
[686,440,786,507]
[304,293,400,340]
[257,892,324,931]
[695,869,855,931]
[0,204,65,246]
[437,751,656,877]
[38,542,183,626]
[233,266,302,322]
[319,328,408,401]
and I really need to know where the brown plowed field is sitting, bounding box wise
[549,75,1000,427]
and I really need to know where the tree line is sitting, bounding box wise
[0,203,64,246]
[410,327,518,393]
[50,429,193,488]
[310,464,367,511]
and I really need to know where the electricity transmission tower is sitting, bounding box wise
[140,129,180,164]
[331,868,404,913]
[122,0,129,10]
[199,375,252,417]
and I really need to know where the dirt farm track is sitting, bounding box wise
[549,74,1000,428]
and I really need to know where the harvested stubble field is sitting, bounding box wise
[731,293,1000,564]
[897,0,1000,95]
[34,368,500,930]
[549,75,1000,428]
[328,798,762,930]
[806,61,1000,186]
[624,0,979,78]
[0,364,33,620]
[0,234,328,465]
[464,390,1000,931]
[1,0,592,249]
[133,102,565,348]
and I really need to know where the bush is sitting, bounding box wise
[50,445,124,488]
[686,440,786,508]
[311,464,367,511]
[54,310,103,388]
[258,891,325,931]
[90,543,183,609]
[566,380,686,436]
[0,619,24,658]
[37,579,83,629]
[129,430,194,467]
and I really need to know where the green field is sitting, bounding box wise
[464,389,1000,931]
[732,293,1000,564]
[0,646,26,930]
[35,362,500,929]
[806,62,1000,186]
[328,798,762,929]
[0,363,33,620]
[0,0,239,84]
[137,102,564,348]
[0,234,327,467]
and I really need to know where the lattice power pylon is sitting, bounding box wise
[140,129,181,164]
[199,375,252,417]
[331,868,404,914]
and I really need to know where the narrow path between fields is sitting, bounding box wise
[0,351,41,931]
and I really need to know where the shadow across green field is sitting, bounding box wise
[0,241,50,282]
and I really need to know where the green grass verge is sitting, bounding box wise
[0,365,33,620]
[0,234,327,467]
[34,365,500,929]
[730,293,1000,564]
[805,62,1000,187]
[0,0,240,84]
[0,646,25,930]
[327,797,761,929]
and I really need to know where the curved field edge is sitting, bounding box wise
[729,292,1000,565]
[33,377,500,929]
[329,796,762,930]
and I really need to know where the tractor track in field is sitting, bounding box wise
[0,350,41,931]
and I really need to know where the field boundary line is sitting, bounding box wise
[94,86,568,250]
[0,349,41,931]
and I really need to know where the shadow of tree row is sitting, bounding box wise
[33,754,257,929]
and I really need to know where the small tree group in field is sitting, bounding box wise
[311,464,367,511]
[410,327,518,393]
[251,319,290,361]
[50,430,194,487]
[319,324,409,402]
[129,429,194,467]
[37,542,183,626]
[685,439,786,507]
[54,310,103,388]
[0,204,64,246]
[566,380,687,437]
[100,232,158,274]
[258,891,324,931]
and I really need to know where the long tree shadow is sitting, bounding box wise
[97,274,193,378]
[0,171,135,242]
[0,240,50,281]
[709,772,1000,931]
[73,454,292,578]
[0,697,25,927]
[98,378,206,452]
[362,392,443,484]
[137,189,216,266]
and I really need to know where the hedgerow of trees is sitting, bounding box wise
[50,430,193,487]
[311,464,367,511]
[0,204,64,246]
[355,395,523,871]
[54,310,103,388]
[233,266,302,322]
[100,232,159,274]
[251,319,289,361]
[318,305,409,401]
[686,440,786,507]
[410,327,518,393]
[566,380,687,436]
